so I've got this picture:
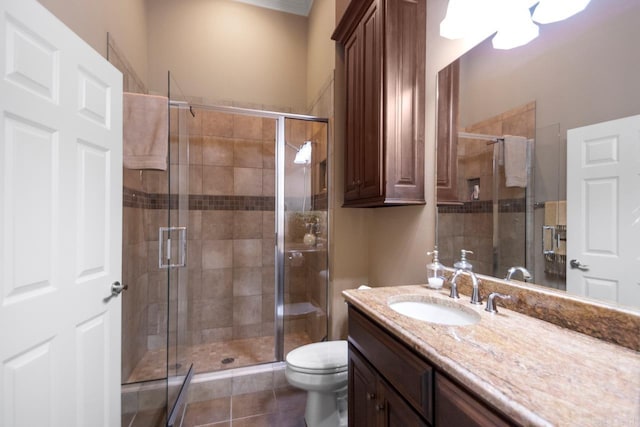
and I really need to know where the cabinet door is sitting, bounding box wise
[435,375,512,427]
[383,0,426,203]
[344,27,362,202]
[379,379,430,427]
[358,0,383,201]
[436,60,460,203]
[349,345,378,427]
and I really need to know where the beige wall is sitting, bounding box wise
[306,0,335,106]
[459,0,639,134]
[146,0,308,111]
[37,0,148,86]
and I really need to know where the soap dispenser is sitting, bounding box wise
[426,248,445,289]
[454,249,474,271]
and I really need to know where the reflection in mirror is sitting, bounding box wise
[436,0,640,310]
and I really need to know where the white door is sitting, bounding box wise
[0,0,123,425]
[567,114,640,308]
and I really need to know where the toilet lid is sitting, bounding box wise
[286,340,348,374]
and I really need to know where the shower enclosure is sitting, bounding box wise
[120,73,329,426]
[437,133,534,278]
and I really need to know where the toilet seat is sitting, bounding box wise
[286,340,348,375]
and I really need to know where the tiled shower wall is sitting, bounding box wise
[122,168,169,381]
[184,110,278,345]
[122,108,328,382]
[438,102,534,276]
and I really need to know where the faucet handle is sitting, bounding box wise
[449,281,460,299]
[485,292,512,313]
[470,279,482,305]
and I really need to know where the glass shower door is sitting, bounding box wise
[279,117,329,360]
[165,72,193,426]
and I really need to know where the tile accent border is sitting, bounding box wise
[438,198,526,214]
[124,187,275,211]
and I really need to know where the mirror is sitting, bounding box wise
[436,0,640,309]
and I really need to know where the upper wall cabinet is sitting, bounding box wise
[333,0,426,208]
[436,60,460,204]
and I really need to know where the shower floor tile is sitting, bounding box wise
[126,332,312,383]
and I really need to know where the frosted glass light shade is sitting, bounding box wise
[294,141,312,164]
[492,0,539,49]
[440,0,494,40]
[532,0,591,24]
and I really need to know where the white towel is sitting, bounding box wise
[503,135,528,187]
[123,92,168,170]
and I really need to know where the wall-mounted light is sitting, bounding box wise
[492,0,539,50]
[440,0,590,49]
[294,141,312,165]
[532,0,591,24]
[441,0,484,40]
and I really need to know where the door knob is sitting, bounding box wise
[569,259,589,271]
[111,281,128,296]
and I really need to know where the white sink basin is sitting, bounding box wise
[388,296,480,326]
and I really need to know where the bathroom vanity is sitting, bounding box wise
[343,283,640,426]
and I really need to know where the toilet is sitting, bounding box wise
[285,340,348,427]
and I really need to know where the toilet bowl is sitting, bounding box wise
[285,340,348,427]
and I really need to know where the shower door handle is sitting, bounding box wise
[159,227,187,268]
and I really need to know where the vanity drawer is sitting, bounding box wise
[348,306,434,421]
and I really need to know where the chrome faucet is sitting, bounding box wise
[451,269,482,305]
[505,266,532,282]
[485,292,512,313]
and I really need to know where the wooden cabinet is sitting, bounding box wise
[436,60,460,204]
[348,306,515,426]
[333,0,426,207]
[349,346,428,427]
[435,375,511,427]
[349,307,433,425]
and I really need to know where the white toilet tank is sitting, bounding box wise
[286,340,348,373]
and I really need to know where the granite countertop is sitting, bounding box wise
[343,284,640,427]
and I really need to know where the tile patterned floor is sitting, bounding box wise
[182,386,307,427]
[126,333,312,383]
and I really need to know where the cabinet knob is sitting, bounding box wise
[352,180,356,185]
[356,179,361,185]
[375,403,385,412]
[366,392,376,400]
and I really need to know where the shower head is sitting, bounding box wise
[293,141,312,165]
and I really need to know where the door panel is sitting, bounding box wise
[360,1,382,200]
[0,0,123,425]
[567,114,640,307]
[344,30,360,202]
